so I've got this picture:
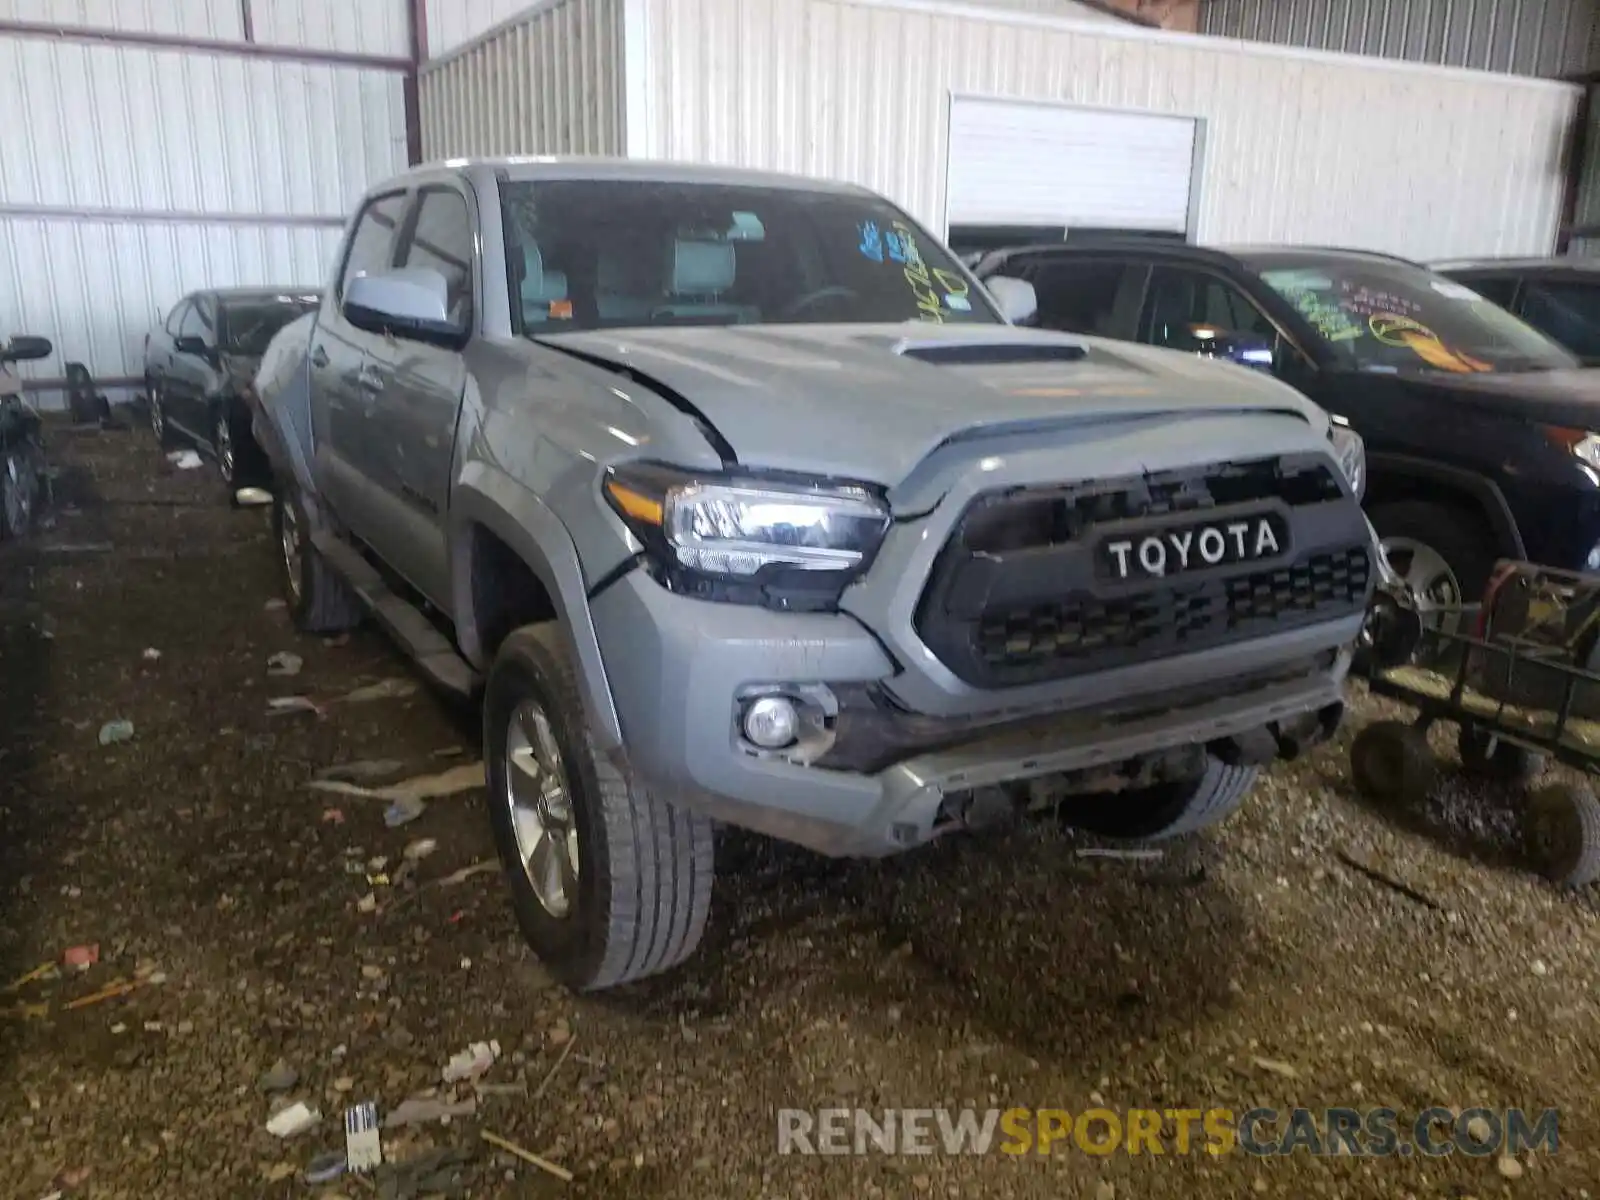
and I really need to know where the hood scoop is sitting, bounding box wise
[890,332,1087,366]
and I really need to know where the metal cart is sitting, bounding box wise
[1351,561,1600,888]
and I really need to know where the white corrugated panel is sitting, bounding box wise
[0,0,241,38]
[947,96,1195,230]
[424,0,537,57]
[419,0,624,159]
[0,217,341,395]
[0,38,406,215]
[250,0,410,56]
[635,0,1580,259]
[0,29,407,406]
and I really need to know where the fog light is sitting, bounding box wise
[742,696,799,749]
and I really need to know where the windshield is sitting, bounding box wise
[220,296,320,355]
[1244,255,1576,374]
[498,179,1000,332]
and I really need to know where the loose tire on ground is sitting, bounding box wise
[1351,719,1437,805]
[272,487,362,634]
[1066,757,1260,841]
[1457,725,1545,785]
[1527,783,1600,889]
[484,624,714,991]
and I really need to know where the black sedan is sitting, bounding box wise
[974,240,1600,611]
[144,288,320,488]
[1434,256,1600,366]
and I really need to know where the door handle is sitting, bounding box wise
[310,344,329,368]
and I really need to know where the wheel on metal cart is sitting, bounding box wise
[1458,726,1545,785]
[1351,720,1437,805]
[1526,783,1600,889]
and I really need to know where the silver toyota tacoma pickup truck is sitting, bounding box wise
[252,158,1374,991]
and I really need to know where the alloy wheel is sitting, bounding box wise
[502,701,580,919]
[149,389,165,441]
[215,413,235,483]
[279,499,304,606]
[1379,536,1462,611]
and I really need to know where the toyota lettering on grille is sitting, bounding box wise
[1102,514,1287,580]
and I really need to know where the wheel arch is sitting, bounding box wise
[1365,452,1525,560]
[451,463,625,750]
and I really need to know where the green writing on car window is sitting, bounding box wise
[1281,286,1364,343]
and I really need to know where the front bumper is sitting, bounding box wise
[589,412,1372,857]
[591,570,1360,857]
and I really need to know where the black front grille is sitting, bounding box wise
[974,547,1370,677]
[915,456,1373,688]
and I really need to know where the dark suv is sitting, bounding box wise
[1434,257,1600,366]
[974,241,1600,608]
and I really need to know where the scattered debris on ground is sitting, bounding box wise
[96,718,134,745]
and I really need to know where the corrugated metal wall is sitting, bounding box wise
[424,0,542,57]
[633,0,1579,259]
[0,3,409,405]
[418,0,625,160]
[1199,0,1597,78]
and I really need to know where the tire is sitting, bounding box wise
[1,443,41,541]
[1066,757,1259,841]
[1351,719,1436,805]
[1527,783,1600,888]
[484,624,715,991]
[148,380,178,449]
[1458,725,1544,785]
[1369,500,1495,611]
[212,403,237,487]
[272,486,362,634]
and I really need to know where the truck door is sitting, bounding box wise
[312,189,410,535]
[357,184,474,608]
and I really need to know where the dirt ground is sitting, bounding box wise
[2,423,1598,1200]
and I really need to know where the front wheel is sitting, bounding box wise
[1527,783,1600,888]
[213,405,237,486]
[272,487,362,634]
[485,624,714,991]
[1369,500,1494,614]
[148,381,176,448]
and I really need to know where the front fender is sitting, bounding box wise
[451,462,624,750]
[252,313,320,508]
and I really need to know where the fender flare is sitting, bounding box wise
[450,463,625,750]
[1367,452,1525,560]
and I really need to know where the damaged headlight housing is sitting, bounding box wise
[1328,416,1365,501]
[603,463,891,607]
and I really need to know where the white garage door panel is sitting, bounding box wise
[947,97,1197,233]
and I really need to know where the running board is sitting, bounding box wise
[311,530,481,700]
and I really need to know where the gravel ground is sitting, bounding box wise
[2,424,1598,1199]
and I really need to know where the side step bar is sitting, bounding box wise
[311,530,482,700]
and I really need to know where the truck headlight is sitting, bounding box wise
[604,464,891,601]
[1329,419,1365,501]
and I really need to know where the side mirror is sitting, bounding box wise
[174,335,208,356]
[1185,325,1275,371]
[1,334,53,363]
[345,269,461,345]
[985,275,1038,326]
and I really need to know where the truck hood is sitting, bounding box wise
[536,323,1325,484]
